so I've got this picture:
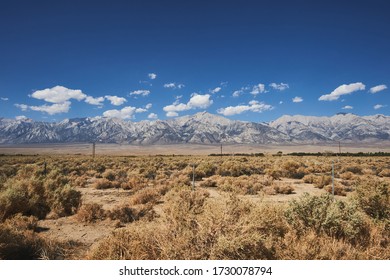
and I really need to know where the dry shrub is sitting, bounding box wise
[87,190,289,260]
[265,168,282,180]
[199,178,217,188]
[378,169,390,177]
[325,183,347,196]
[76,203,106,223]
[343,165,363,175]
[126,176,149,191]
[130,187,161,205]
[107,204,155,224]
[285,193,369,245]
[86,224,160,260]
[211,175,268,195]
[314,175,332,189]
[340,171,354,180]
[91,178,114,189]
[282,160,306,179]
[273,184,295,194]
[303,174,316,184]
[0,218,79,260]
[102,169,116,181]
[353,179,389,220]
[0,178,49,221]
[91,178,121,190]
[50,184,81,217]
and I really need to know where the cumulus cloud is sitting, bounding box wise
[15,104,29,111]
[148,113,158,119]
[269,83,289,91]
[163,94,213,116]
[103,106,140,119]
[15,115,27,120]
[292,96,303,103]
[105,95,127,106]
[342,105,353,110]
[374,104,386,110]
[250,84,266,95]
[319,82,365,101]
[217,100,273,116]
[166,111,179,117]
[145,103,152,109]
[164,83,185,89]
[31,85,86,103]
[232,86,250,97]
[210,87,221,94]
[85,96,105,106]
[148,73,157,80]
[130,90,150,96]
[16,101,71,115]
[369,84,387,94]
[1,97,9,101]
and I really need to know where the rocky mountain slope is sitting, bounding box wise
[0,112,389,144]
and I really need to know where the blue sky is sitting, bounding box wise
[0,0,389,122]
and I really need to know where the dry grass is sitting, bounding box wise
[0,154,389,259]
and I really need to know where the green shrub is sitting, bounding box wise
[353,179,389,220]
[285,193,369,244]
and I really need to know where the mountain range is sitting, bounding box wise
[0,112,389,145]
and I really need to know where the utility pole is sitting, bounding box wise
[331,160,335,198]
[339,141,341,154]
[220,144,223,159]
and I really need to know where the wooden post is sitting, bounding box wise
[92,142,96,159]
[220,144,223,159]
[332,160,335,198]
[192,164,195,191]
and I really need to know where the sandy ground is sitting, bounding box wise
[1,142,390,155]
[36,177,330,259]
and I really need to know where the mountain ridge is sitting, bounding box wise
[0,112,389,144]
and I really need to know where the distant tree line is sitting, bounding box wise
[209,153,265,157]
[287,152,390,157]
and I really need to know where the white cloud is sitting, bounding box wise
[369,84,387,94]
[15,115,27,120]
[164,83,185,89]
[163,94,213,116]
[250,84,266,95]
[135,108,147,113]
[16,101,71,115]
[279,101,283,104]
[130,90,150,96]
[85,96,105,106]
[210,87,221,94]
[232,90,241,97]
[105,95,127,106]
[374,104,386,110]
[319,82,365,101]
[292,96,303,103]
[166,111,178,117]
[145,103,152,110]
[270,83,289,91]
[232,86,250,97]
[342,105,353,110]
[148,113,158,119]
[188,94,213,109]
[1,97,9,101]
[31,85,87,103]
[148,73,157,80]
[15,104,29,111]
[103,106,144,119]
[217,100,273,116]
